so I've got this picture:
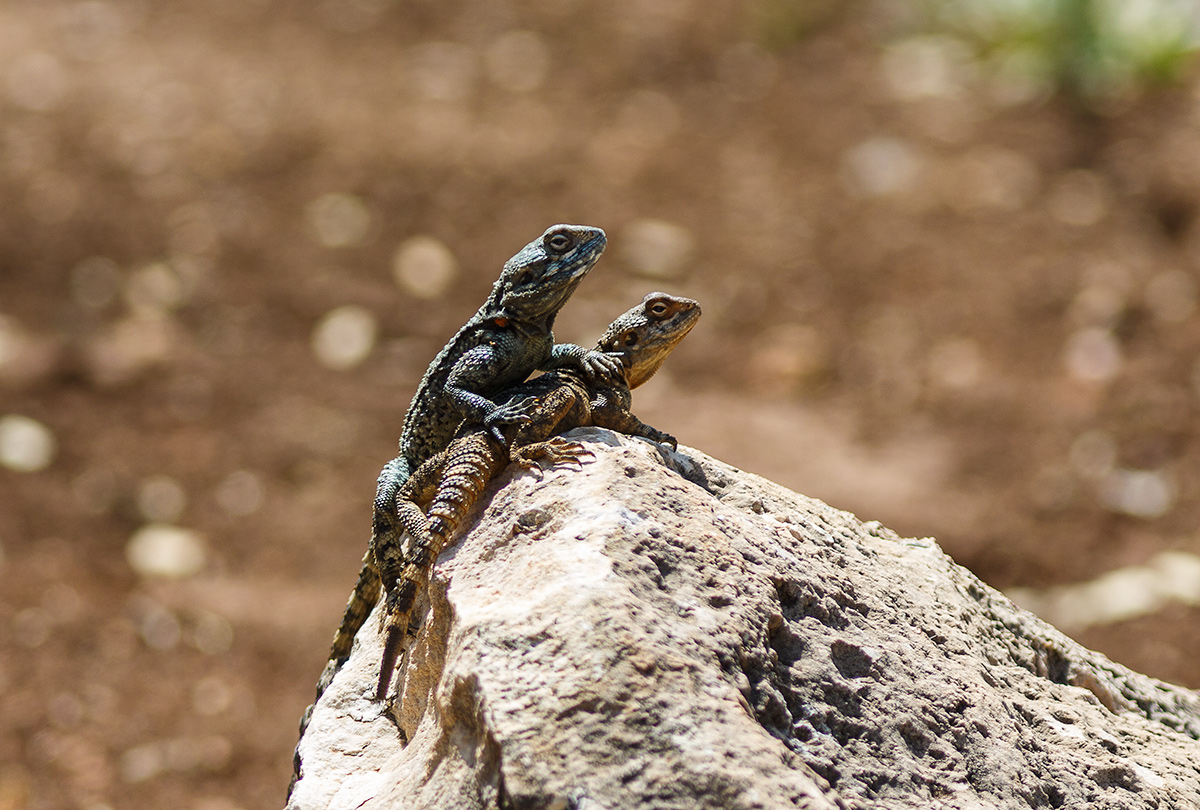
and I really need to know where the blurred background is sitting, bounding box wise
[4,0,1200,807]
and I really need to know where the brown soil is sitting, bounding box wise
[3,2,1200,808]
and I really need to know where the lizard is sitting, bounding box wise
[293,224,618,794]
[321,224,617,689]
[373,291,701,700]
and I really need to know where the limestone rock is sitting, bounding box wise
[289,429,1200,810]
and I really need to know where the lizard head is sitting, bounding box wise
[596,292,701,389]
[495,224,607,323]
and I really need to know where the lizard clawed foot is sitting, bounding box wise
[512,438,595,476]
[484,397,537,443]
[581,349,623,380]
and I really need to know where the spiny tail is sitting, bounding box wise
[376,434,507,699]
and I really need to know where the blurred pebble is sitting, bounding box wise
[27,171,80,224]
[485,31,549,93]
[409,41,477,102]
[138,476,186,522]
[1068,430,1116,479]
[263,397,359,453]
[986,48,1054,107]
[121,742,164,783]
[192,676,234,716]
[72,467,118,515]
[312,305,377,370]
[125,263,186,315]
[12,607,52,648]
[619,219,694,280]
[943,147,1039,213]
[926,337,982,389]
[85,314,175,386]
[717,42,778,101]
[83,683,118,723]
[71,256,121,308]
[0,317,59,387]
[121,736,231,783]
[307,193,371,249]
[0,414,56,472]
[0,765,31,810]
[1047,169,1109,226]
[319,0,391,32]
[193,798,246,810]
[392,236,457,299]
[6,51,70,112]
[746,324,825,395]
[190,611,234,655]
[168,203,219,256]
[1028,465,1075,512]
[215,470,264,516]
[1069,285,1125,328]
[60,1,131,61]
[1007,550,1200,631]
[126,524,207,578]
[0,316,19,369]
[617,90,681,150]
[166,374,214,421]
[1099,468,1175,519]
[880,36,973,100]
[48,693,84,729]
[43,582,84,622]
[1144,269,1197,324]
[842,136,920,198]
[1063,327,1121,382]
[138,603,182,650]
[1155,550,1200,605]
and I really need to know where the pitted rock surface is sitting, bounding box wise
[289,429,1200,810]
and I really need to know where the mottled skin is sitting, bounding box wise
[374,292,701,699]
[293,225,616,795]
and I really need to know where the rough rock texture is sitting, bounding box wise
[289,429,1200,810]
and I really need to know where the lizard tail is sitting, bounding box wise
[328,552,381,666]
[375,434,507,701]
[425,432,508,538]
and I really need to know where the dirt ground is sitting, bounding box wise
[4,1,1200,808]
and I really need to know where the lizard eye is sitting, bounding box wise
[622,331,639,347]
[648,302,670,317]
[545,232,575,253]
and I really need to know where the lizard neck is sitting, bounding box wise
[478,292,557,337]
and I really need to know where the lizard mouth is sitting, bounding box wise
[624,304,701,388]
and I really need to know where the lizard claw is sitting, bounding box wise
[581,350,623,380]
[484,398,536,443]
[512,438,595,473]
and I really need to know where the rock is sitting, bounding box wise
[289,429,1200,810]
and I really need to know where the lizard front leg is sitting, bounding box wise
[544,341,623,381]
[591,405,678,450]
[444,343,538,443]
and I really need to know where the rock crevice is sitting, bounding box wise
[289,429,1200,810]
